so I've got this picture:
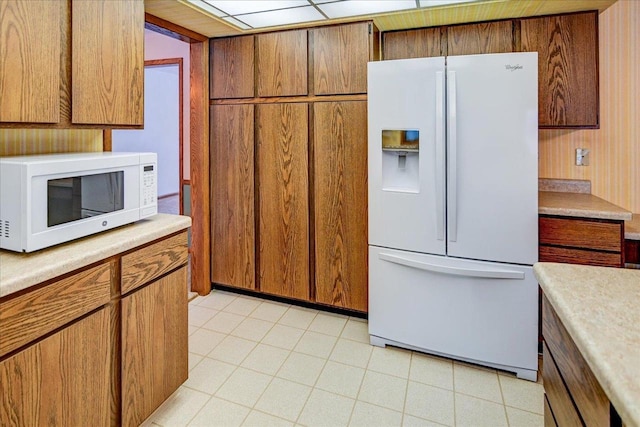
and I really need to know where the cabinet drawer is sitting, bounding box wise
[121,232,188,294]
[542,342,582,427]
[542,296,610,426]
[539,246,623,267]
[539,217,622,252]
[0,262,112,358]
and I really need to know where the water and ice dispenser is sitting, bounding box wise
[381,129,420,193]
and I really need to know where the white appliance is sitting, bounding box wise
[368,53,539,381]
[0,152,157,253]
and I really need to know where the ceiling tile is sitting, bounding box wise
[207,0,310,16]
[239,6,325,28]
[317,0,417,19]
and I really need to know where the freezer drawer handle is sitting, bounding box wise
[378,253,525,280]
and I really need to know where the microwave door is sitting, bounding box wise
[80,172,124,216]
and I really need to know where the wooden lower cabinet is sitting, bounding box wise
[0,308,111,426]
[121,267,188,426]
[542,296,621,426]
[539,216,624,267]
[0,230,189,426]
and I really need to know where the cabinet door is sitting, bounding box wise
[383,27,443,60]
[447,21,513,56]
[210,36,255,99]
[211,104,256,289]
[311,22,370,95]
[121,267,188,426]
[313,101,368,311]
[257,30,307,97]
[256,103,309,300]
[521,12,598,128]
[0,0,60,123]
[0,308,110,426]
[72,0,144,125]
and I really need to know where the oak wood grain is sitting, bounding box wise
[211,94,368,105]
[0,308,110,426]
[257,30,308,97]
[0,262,111,358]
[121,232,188,295]
[539,217,622,252]
[543,295,610,427]
[542,341,583,427]
[256,103,309,300]
[189,40,211,296]
[313,101,368,312]
[311,22,369,95]
[544,394,559,427]
[0,0,60,123]
[211,104,256,289]
[521,12,598,128]
[383,27,443,59]
[447,20,514,56]
[210,36,255,99]
[121,267,188,426]
[71,0,144,125]
[539,246,623,268]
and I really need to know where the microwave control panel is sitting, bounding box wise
[142,164,156,206]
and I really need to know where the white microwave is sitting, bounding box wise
[0,152,157,253]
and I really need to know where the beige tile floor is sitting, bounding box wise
[142,289,544,427]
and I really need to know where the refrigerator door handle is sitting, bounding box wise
[435,71,445,241]
[378,253,525,280]
[447,70,458,242]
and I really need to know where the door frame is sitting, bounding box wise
[135,14,210,295]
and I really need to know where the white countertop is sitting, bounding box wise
[0,214,191,298]
[534,262,640,427]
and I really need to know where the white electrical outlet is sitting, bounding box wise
[576,148,590,166]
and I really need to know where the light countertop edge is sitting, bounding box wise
[534,262,640,427]
[539,192,632,221]
[0,214,192,298]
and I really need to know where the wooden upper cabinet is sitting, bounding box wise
[383,27,443,60]
[256,103,309,300]
[447,21,514,56]
[0,0,61,123]
[313,101,368,312]
[210,104,256,290]
[311,22,371,95]
[521,12,598,128]
[257,30,307,97]
[71,0,144,125]
[210,36,255,99]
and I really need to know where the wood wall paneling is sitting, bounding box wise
[121,268,188,426]
[257,30,308,97]
[313,101,368,311]
[256,103,309,300]
[311,22,369,95]
[211,104,256,289]
[383,27,443,59]
[521,12,598,128]
[0,308,110,426]
[447,20,514,56]
[0,0,60,123]
[210,36,255,99]
[71,0,144,125]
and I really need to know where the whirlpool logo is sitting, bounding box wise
[505,64,524,71]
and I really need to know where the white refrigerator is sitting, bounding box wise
[368,53,539,381]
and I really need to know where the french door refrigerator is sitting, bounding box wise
[368,52,539,381]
